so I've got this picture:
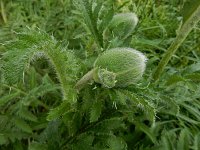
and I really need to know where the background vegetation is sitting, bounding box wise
[0,0,200,149]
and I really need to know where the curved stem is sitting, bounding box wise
[2,30,76,102]
[0,0,7,24]
[45,52,69,100]
[75,69,95,91]
[153,5,200,81]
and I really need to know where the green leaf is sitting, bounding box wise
[93,1,103,24]
[106,136,127,150]
[115,90,127,105]
[27,67,38,89]
[72,133,94,150]
[95,117,125,132]
[90,100,102,122]
[177,129,190,150]
[177,114,199,125]
[185,73,200,82]
[134,121,157,144]
[183,62,200,74]
[0,91,20,106]
[28,142,48,150]
[161,135,173,150]
[38,120,61,149]
[21,83,59,106]
[47,101,71,121]
[74,0,103,48]
[0,134,8,145]
[193,133,200,150]
[120,90,156,123]
[13,117,33,134]
[165,75,185,86]
[18,108,38,122]
[180,103,200,121]
[98,7,114,33]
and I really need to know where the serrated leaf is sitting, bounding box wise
[74,0,103,47]
[90,100,102,122]
[177,129,190,150]
[193,133,200,150]
[47,101,71,121]
[13,118,32,134]
[72,133,94,150]
[161,135,173,150]
[27,67,38,89]
[177,114,199,125]
[106,136,127,150]
[18,108,38,122]
[38,120,61,149]
[0,91,20,106]
[165,75,185,86]
[98,7,114,33]
[180,103,200,121]
[134,121,157,144]
[95,117,125,132]
[115,90,127,105]
[120,90,156,123]
[21,83,59,106]
[69,112,82,136]
[93,1,103,24]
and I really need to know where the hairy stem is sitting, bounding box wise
[75,69,95,91]
[0,0,7,24]
[153,5,200,81]
[2,30,76,102]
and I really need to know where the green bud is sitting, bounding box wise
[109,13,138,38]
[93,48,147,87]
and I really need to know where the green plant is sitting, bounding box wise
[0,0,200,150]
[76,47,147,90]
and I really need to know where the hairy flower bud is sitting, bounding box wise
[109,13,138,38]
[93,48,147,87]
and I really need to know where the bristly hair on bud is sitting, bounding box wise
[94,48,147,87]
[109,13,139,39]
[75,47,147,90]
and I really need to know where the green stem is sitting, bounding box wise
[45,52,69,100]
[0,0,7,24]
[75,69,95,91]
[153,5,200,81]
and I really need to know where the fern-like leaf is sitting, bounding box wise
[117,89,156,123]
[90,100,103,123]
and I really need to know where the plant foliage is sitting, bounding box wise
[0,0,200,150]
